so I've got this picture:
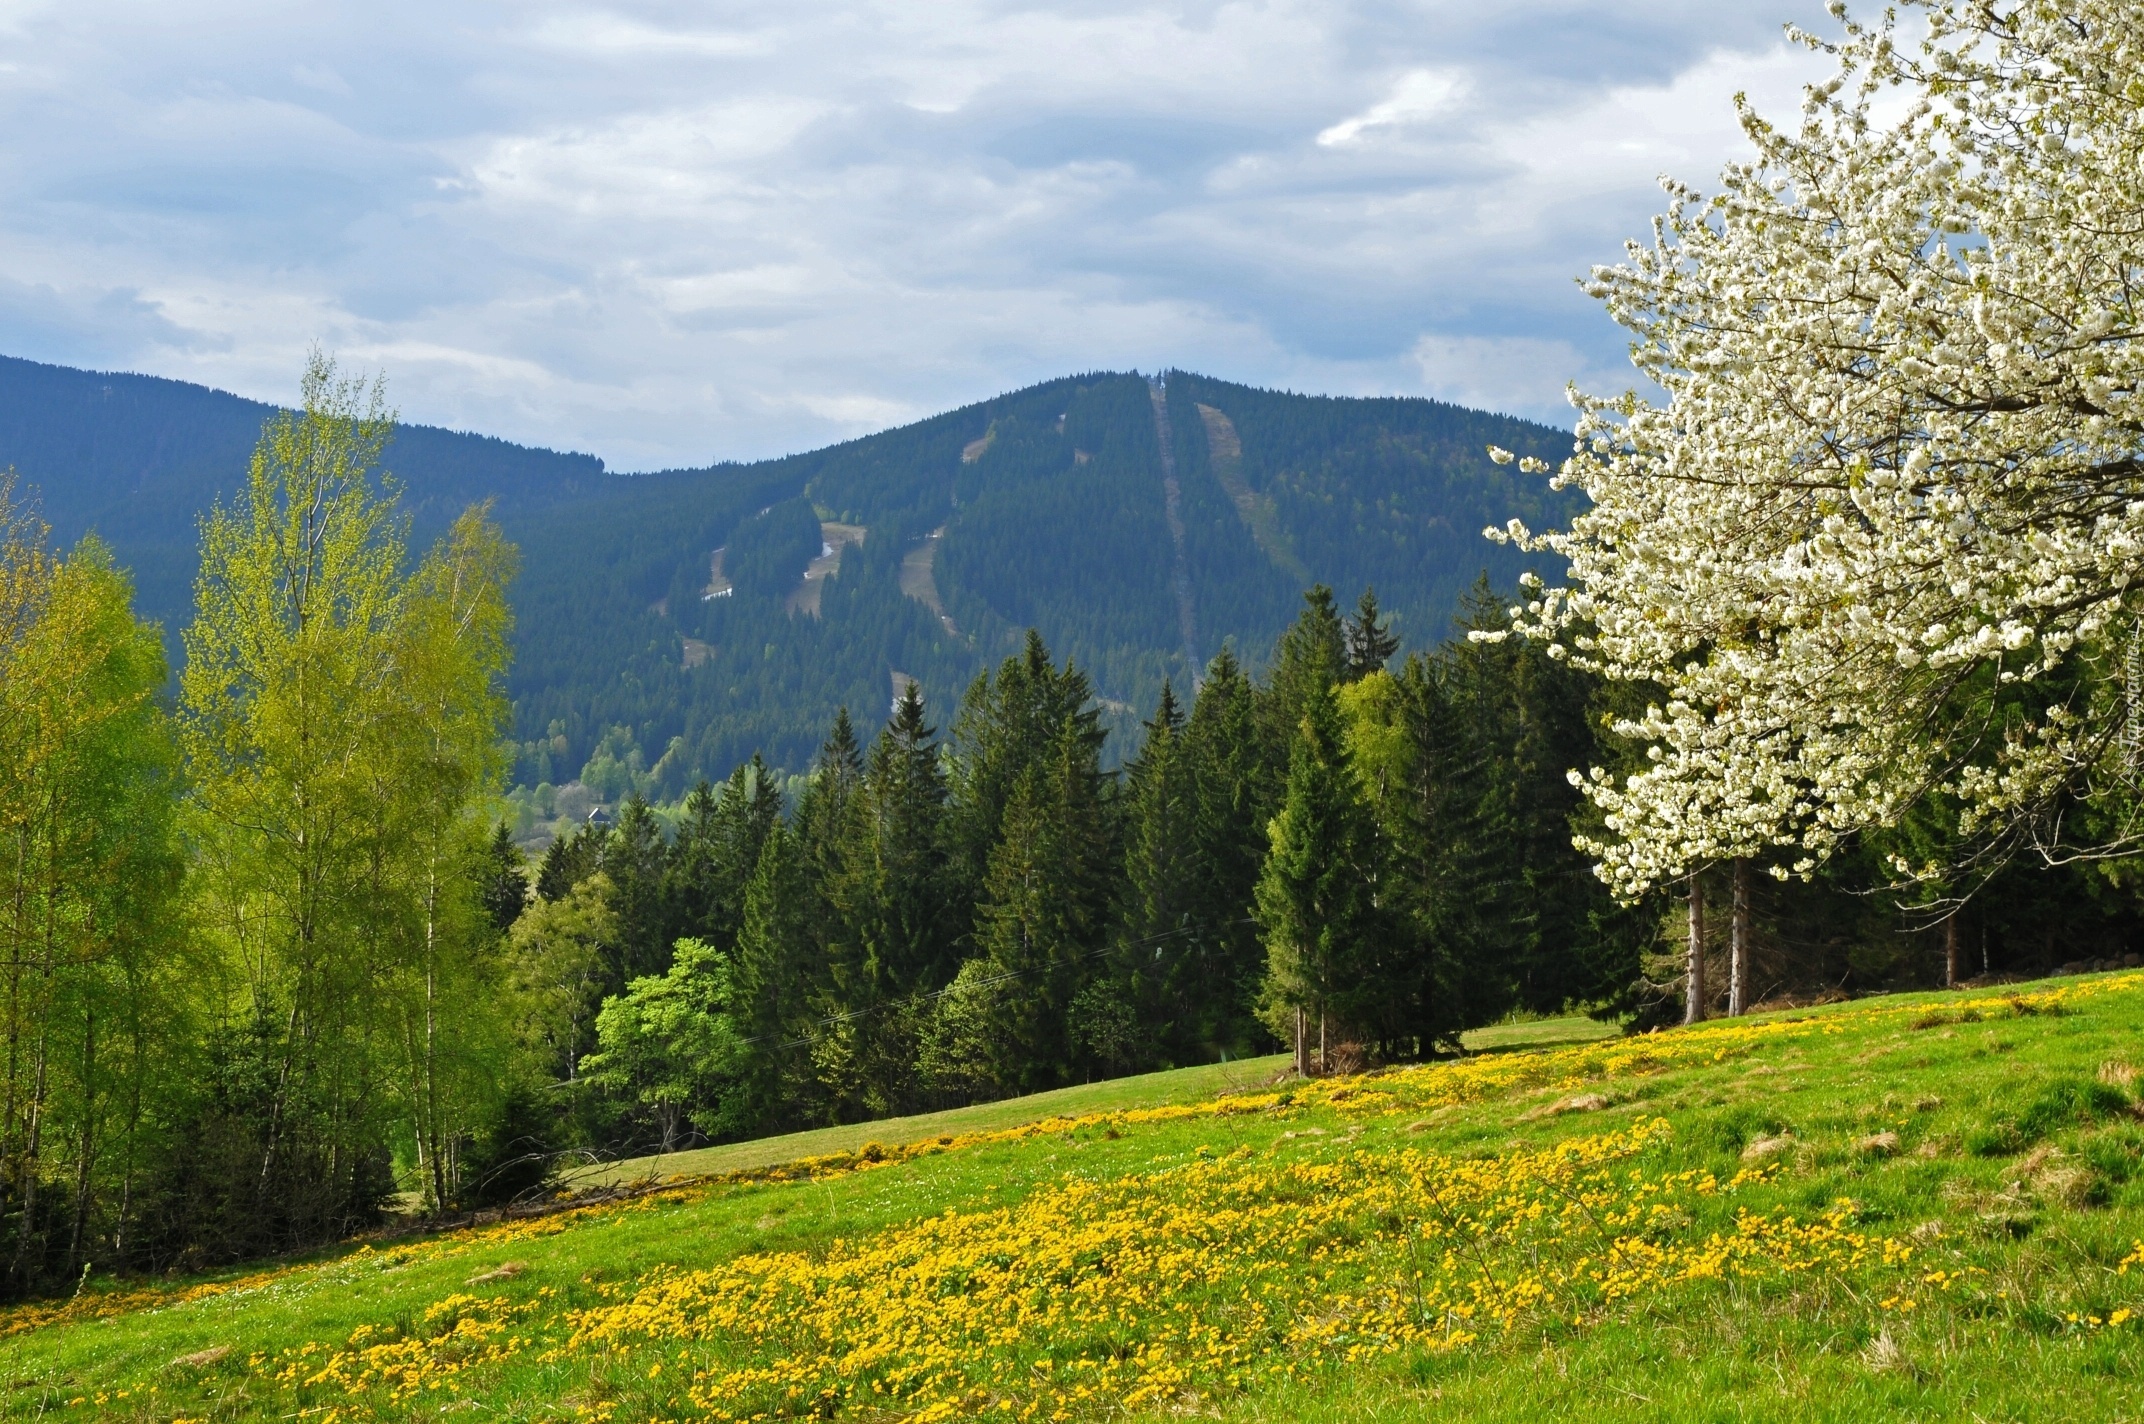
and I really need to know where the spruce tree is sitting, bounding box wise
[967,716,1112,1093]
[535,823,602,903]
[1113,681,1194,1068]
[603,796,673,981]
[1254,679,1381,1074]
[668,757,781,954]
[860,687,957,996]
[480,821,530,933]
[732,821,816,1131]
[1181,648,1274,1055]
[947,629,1105,913]
[817,686,958,1117]
[1259,586,1347,772]
[1343,587,1400,683]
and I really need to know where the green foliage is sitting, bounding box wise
[584,939,749,1152]
[0,507,190,1290]
[1255,677,1384,1066]
[163,353,524,1244]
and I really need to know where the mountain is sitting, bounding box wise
[504,371,1575,794]
[0,357,1575,796]
[0,354,609,633]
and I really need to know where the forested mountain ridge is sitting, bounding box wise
[0,356,1575,799]
[0,354,607,632]
[506,370,1576,800]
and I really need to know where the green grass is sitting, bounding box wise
[574,1018,1609,1190]
[567,1053,1293,1189]
[17,976,2144,1421]
[1457,1012,1623,1054]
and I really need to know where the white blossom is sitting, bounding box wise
[1504,0,2144,899]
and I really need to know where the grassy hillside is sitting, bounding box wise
[17,973,2144,1421]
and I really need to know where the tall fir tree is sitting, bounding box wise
[965,715,1113,1094]
[1343,587,1400,683]
[1181,648,1276,1057]
[1254,679,1382,1074]
[480,822,530,934]
[668,756,781,955]
[535,823,602,903]
[947,630,1106,918]
[602,796,673,982]
[1112,681,1196,1068]
[730,822,818,1132]
[1258,586,1347,773]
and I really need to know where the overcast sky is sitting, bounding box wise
[0,1,1830,469]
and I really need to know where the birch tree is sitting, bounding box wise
[183,354,514,1226]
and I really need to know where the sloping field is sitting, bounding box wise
[18,979,2144,1421]
[568,1019,1616,1190]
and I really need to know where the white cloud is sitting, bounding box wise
[1317,69,1466,147]
[0,0,1834,463]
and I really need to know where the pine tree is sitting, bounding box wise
[480,822,530,933]
[668,757,781,954]
[731,822,817,1131]
[965,716,1112,1094]
[1255,679,1381,1075]
[816,686,958,1118]
[1259,586,1347,771]
[1181,648,1274,1056]
[1343,587,1400,683]
[947,629,1106,913]
[860,686,956,998]
[603,796,673,981]
[1113,681,1194,1068]
[536,824,602,903]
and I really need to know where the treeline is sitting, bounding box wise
[513,583,1640,1149]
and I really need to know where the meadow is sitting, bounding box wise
[16,977,2144,1422]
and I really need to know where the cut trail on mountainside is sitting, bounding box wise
[897,525,960,638]
[785,522,867,617]
[1197,401,1306,585]
[23,973,2144,1423]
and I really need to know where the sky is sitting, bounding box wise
[0,1,1833,470]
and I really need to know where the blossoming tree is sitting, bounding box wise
[1494,0,2144,902]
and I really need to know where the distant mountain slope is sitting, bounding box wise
[504,370,1575,791]
[0,355,1576,795]
[0,354,607,631]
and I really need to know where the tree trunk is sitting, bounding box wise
[1293,1006,1307,1076]
[1684,873,1707,1025]
[1729,858,1751,1017]
[66,1008,93,1278]
[1944,913,1960,989]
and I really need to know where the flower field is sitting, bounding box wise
[17,973,2144,1421]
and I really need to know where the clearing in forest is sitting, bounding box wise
[1196,402,1308,584]
[785,522,866,617]
[898,526,960,638]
